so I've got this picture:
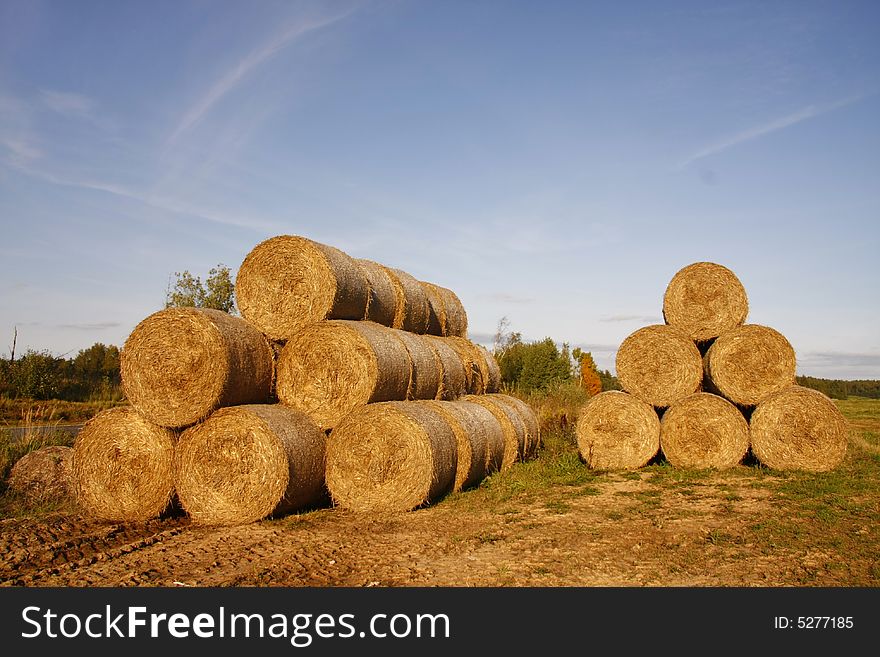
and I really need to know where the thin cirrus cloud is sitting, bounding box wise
[599,314,661,323]
[166,8,357,146]
[678,94,867,169]
[56,322,121,331]
[40,89,95,117]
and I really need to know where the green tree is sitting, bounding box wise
[165,264,236,313]
[10,350,63,400]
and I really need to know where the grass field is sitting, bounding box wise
[1,393,878,586]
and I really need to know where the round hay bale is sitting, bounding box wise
[175,404,326,525]
[423,335,467,400]
[475,345,502,393]
[121,308,274,429]
[446,336,487,394]
[458,401,506,474]
[660,393,749,469]
[275,320,411,429]
[73,407,176,521]
[326,401,457,512]
[417,401,488,491]
[394,331,441,401]
[489,394,541,459]
[575,391,660,469]
[435,286,468,338]
[461,394,524,470]
[7,445,73,502]
[420,281,446,336]
[704,324,796,406]
[750,386,848,472]
[616,324,703,407]
[382,266,430,334]
[236,235,369,341]
[663,261,749,342]
[356,259,398,327]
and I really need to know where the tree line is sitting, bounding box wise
[796,376,880,400]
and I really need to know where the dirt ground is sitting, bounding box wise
[3,467,874,587]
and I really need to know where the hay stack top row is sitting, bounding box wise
[235,235,468,342]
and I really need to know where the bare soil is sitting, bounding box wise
[3,469,874,587]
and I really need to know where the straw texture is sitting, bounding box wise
[576,391,660,469]
[663,261,749,342]
[660,393,749,469]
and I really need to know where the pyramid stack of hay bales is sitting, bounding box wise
[577,261,847,472]
[72,233,532,524]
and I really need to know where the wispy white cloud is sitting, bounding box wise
[40,89,95,117]
[167,9,355,146]
[2,158,285,233]
[679,94,867,169]
[599,314,661,323]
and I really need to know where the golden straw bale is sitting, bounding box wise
[382,266,430,333]
[434,286,468,338]
[175,404,326,525]
[394,331,441,401]
[461,394,525,470]
[704,324,796,406]
[475,344,502,393]
[663,261,749,342]
[489,394,541,459]
[326,402,457,512]
[458,401,506,475]
[275,320,411,429]
[420,281,446,336]
[121,308,274,428]
[236,235,370,341]
[616,324,703,407]
[73,407,176,521]
[750,386,848,472]
[575,391,660,469]
[446,336,487,394]
[7,445,73,502]
[423,335,467,400]
[356,259,398,327]
[660,393,749,469]
[417,400,489,491]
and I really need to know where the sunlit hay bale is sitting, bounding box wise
[73,407,176,521]
[325,402,457,512]
[659,393,749,469]
[662,261,749,343]
[7,446,73,502]
[473,344,502,393]
[575,391,660,469]
[616,324,703,408]
[121,308,274,429]
[461,394,525,471]
[394,331,441,401]
[420,281,446,336]
[458,401,506,474]
[419,281,468,337]
[416,401,488,491]
[235,235,369,341]
[382,266,430,333]
[423,335,467,400]
[488,394,541,459]
[175,405,326,525]
[703,324,796,407]
[446,336,487,394]
[750,386,848,472]
[275,321,411,429]
[356,259,398,327]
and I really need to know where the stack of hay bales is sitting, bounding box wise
[576,262,847,472]
[73,234,538,523]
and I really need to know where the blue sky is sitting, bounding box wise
[1,0,878,378]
